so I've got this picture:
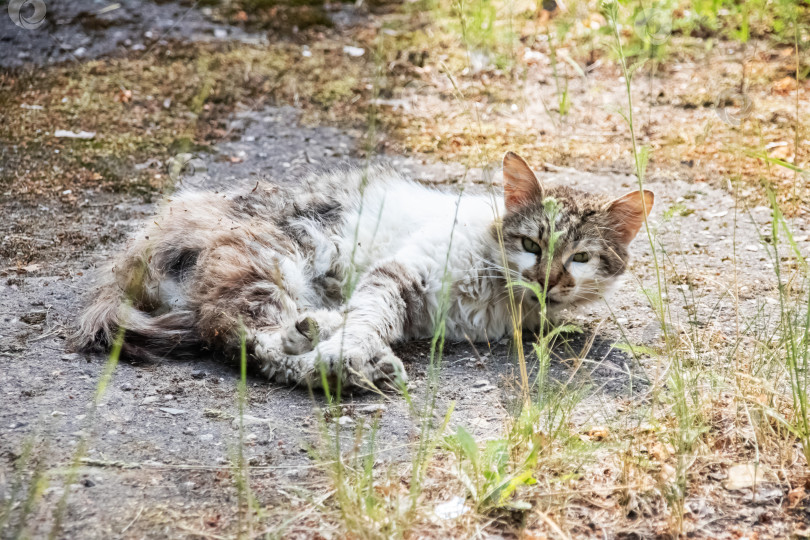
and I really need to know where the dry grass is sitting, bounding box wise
[295,1,810,538]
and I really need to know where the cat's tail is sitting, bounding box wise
[73,259,198,361]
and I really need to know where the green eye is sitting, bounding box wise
[521,237,542,255]
[572,252,590,263]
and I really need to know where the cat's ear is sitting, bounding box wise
[503,151,543,212]
[607,190,654,245]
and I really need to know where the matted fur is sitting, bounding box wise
[75,153,652,389]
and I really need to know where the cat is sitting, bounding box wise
[75,152,653,390]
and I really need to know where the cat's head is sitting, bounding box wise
[498,151,653,308]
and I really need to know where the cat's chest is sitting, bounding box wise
[443,271,514,341]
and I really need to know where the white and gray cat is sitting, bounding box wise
[76,152,653,389]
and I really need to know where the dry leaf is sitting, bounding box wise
[773,76,797,95]
[769,144,793,161]
[115,88,133,103]
[583,426,610,441]
[374,481,400,497]
[724,463,770,490]
[794,526,810,537]
[434,497,469,519]
[650,442,673,461]
[660,463,677,482]
[789,486,806,507]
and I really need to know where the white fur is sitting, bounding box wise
[322,176,526,344]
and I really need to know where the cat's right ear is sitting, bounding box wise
[503,151,543,212]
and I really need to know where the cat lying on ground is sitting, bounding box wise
[76,152,653,389]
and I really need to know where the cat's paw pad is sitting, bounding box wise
[369,350,408,389]
[281,316,320,355]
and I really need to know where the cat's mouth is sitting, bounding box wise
[529,293,562,305]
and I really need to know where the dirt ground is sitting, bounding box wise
[2,1,810,538]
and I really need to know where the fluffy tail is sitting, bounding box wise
[74,261,199,361]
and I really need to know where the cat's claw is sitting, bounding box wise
[285,342,407,391]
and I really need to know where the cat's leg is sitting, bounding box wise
[287,259,427,389]
[190,242,313,384]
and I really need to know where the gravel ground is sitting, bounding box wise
[1,0,263,69]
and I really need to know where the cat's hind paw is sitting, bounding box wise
[281,310,345,355]
[281,317,319,355]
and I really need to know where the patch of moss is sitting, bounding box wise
[313,77,358,108]
[215,0,335,31]
[0,39,372,203]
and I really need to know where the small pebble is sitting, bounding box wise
[120,383,133,391]
[82,479,95,488]
[358,404,387,414]
[191,370,207,379]
[337,416,354,426]
[472,379,489,388]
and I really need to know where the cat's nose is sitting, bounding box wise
[545,273,560,291]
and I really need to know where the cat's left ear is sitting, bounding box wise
[503,151,543,212]
[607,190,654,245]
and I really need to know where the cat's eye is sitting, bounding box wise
[521,237,542,255]
[572,252,590,263]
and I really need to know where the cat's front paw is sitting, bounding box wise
[287,340,407,391]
